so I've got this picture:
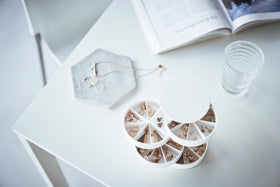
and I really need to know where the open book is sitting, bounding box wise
[133,0,280,54]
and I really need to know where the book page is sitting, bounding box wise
[140,0,230,51]
[218,0,280,32]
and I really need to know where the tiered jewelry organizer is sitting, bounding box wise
[123,80,217,169]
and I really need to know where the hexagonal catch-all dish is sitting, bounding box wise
[71,49,136,109]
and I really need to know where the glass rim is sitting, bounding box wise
[224,40,265,75]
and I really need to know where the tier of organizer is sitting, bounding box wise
[124,100,216,149]
[164,105,216,147]
[136,139,208,169]
[124,100,216,169]
[124,100,169,149]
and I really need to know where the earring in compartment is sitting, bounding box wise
[193,145,205,156]
[155,149,163,159]
[150,149,162,163]
[139,148,152,160]
[144,127,149,143]
[168,121,179,129]
[157,117,162,128]
[125,116,131,122]
[201,126,212,134]
[201,128,205,133]
[166,154,173,161]
[140,104,146,114]
[130,113,136,122]
[137,103,146,116]
[144,153,149,160]
[199,148,205,156]
[182,124,189,132]
[179,132,187,139]
[183,151,196,163]
[153,130,158,142]
[126,112,138,123]
[167,140,182,150]
[202,108,215,122]
[204,116,214,122]
[147,105,155,117]
[128,126,139,137]
[140,104,146,111]
[183,152,188,163]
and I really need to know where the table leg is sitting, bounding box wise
[35,33,47,86]
[16,133,69,187]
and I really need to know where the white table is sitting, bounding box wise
[13,0,280,186]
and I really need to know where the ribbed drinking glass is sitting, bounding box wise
[222,41,264,95]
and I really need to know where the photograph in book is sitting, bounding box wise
[222,0,280,21]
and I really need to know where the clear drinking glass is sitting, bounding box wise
[222,41,264,95]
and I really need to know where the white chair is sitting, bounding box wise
[21,0,112,85]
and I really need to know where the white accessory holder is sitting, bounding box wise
[123,80,216,169]
[124,100,215,169]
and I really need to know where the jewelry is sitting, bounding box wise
[166,154,173,161]
[147,105,155,117]
[179,132,187,139]
[91,61,166,78]
[82,74,104,90]
[167,140,182,150]
[156,117,163,128]
[138,103,146,116]
[128,126,139,137]
[201,107,215,122]
[125,112,139,122]
[182,124,189,132]
[153,130,158,142]
[168,121,179,129]
[82,60,166,91]
[151,149,162,162]
[144,127,149,143]
[192,144,205,156]
[82,61,166,91]
[139,148,152,160]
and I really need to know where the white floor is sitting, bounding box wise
[0,0,102,186]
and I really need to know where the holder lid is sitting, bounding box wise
[159,79,210,123]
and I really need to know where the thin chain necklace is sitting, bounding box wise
[82,61,166,90]
[91,61,166,78]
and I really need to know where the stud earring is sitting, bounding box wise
[144,127,149,143]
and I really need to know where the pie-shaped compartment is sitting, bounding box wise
[173,143,208,169]
[124,100,168,149]
[164,105,216,147]
[201,105,215,123]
